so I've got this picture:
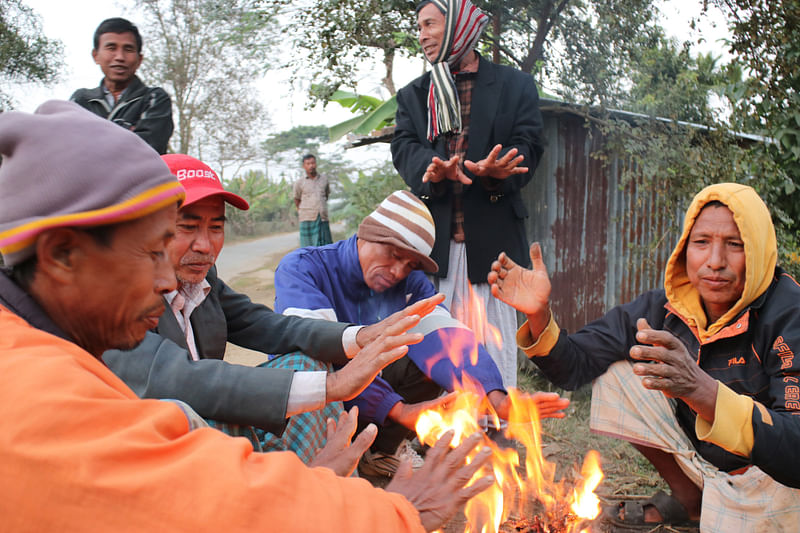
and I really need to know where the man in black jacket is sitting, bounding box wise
[391,0,544,390]
[489,183,800,530]
[70,17,173,154]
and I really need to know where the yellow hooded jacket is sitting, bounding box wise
[519,183,800,488]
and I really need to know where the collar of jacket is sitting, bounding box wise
[0,269,71,341]
[664,267,778,345]
[341,235,371,294]
[84,75,147,103]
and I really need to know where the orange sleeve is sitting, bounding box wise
[0,309,423,533]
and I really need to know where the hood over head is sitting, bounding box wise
[664,182,776,341]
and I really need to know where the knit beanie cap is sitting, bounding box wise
[357,190,439,273]
[0,100,185,266]
[161,154,249,211]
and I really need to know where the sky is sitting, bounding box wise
[11,0,731,172]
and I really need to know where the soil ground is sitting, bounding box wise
[221,248,697,533]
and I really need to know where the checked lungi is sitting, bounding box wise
[299,215,332,247]
[207,352,342,464]
[259,352,343,463]
[591,361,800,532]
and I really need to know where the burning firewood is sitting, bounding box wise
[415,385,603,533]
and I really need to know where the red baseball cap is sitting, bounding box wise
[161,154,249,211]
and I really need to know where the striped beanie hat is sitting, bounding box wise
[420,0,489,141]
[0,100,185,266]
[357,190,439,273]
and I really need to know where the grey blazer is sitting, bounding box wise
[103,266,350,433]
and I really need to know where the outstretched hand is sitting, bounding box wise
[356,293,446,349]
[386,431,495,531]
[422,155,472,185]
[308,406,376,477]
[464,144,527,180]
[487,389,570,420]
[630,318,718,422]
[488,242,552,341]
[328,313,428,402]
[388,392,458,430]
[488,242,551,315]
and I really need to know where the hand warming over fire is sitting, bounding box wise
[630,318,718,422]
[464,144,528,180]
[355,293,446,349]
[422,154,472,184]
[388,392,458,430]
[487,389,570,420]
[327,314,425,402]
[386,431,495,532]
[488,242,552,339]
[308,406,375,477]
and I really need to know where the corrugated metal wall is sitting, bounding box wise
[521,107,678,333]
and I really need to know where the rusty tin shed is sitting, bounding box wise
[349,98,731,332]
[525,99,678,332]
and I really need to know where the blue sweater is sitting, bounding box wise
[275,235,505,425]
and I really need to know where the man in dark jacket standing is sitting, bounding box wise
[70,17,173,154]
[391,0,544,389]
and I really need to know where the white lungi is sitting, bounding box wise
[591,361,800,532]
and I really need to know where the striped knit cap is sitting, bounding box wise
[0,100,185,266]
[422,0,488,141]
[357,190,439,273]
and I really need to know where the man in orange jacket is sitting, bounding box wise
[0,100,493,532]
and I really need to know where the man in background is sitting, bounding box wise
[294,153,332,246]
[71,17,173,154]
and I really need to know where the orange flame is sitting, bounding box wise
[415,280,603,531]
[571,450,603,520]
[415,387,603,532]
[465,282,504,356]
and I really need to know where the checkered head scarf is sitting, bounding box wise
[419,0,489,141]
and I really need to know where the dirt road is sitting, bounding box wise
[215,231,299,281]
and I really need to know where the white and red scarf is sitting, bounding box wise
[424,0,488,141]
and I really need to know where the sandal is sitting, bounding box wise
[602,490,700,528]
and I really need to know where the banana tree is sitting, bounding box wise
[327,89,397,142]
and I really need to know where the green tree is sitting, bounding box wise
[710,0,800,271]
[0,0,63,110]
[224,170,296,236]
[261,124,330,183]
[263,125,329,163]
[624,38,726,122]
[335,161,407,233]
[135,0,276,157]
[271,0,418,104]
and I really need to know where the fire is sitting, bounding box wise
[570,450,603,520]
[415,387,604,533]
[465,282,504,354]
[416,280,604,531]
